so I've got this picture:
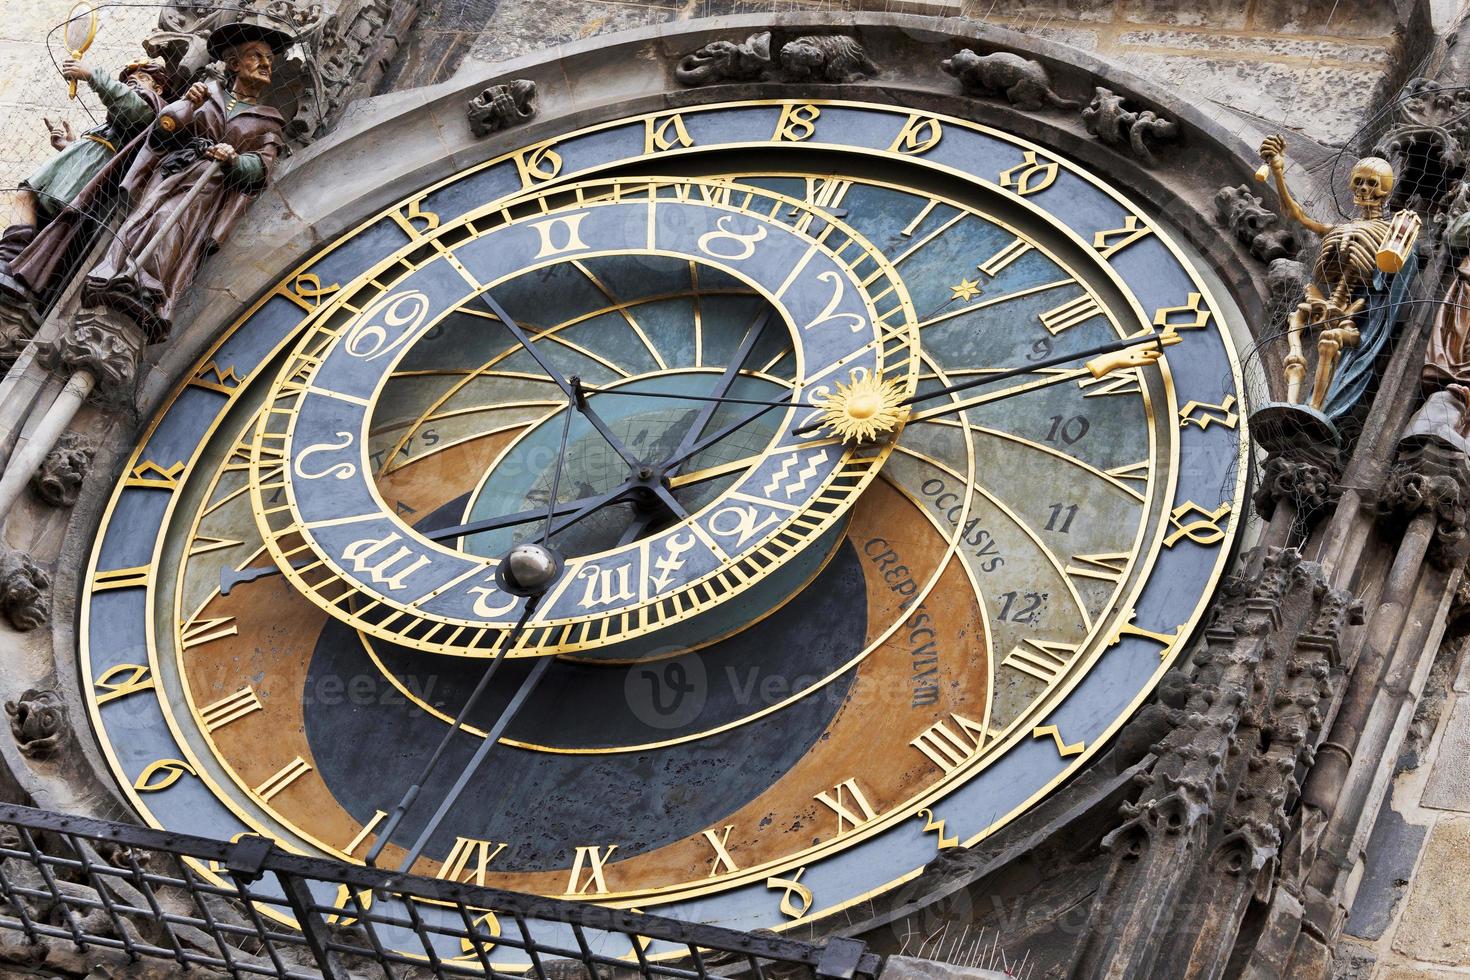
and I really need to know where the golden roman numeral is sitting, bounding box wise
[702,825,739,877]
[566,844,618,894]
[438,837,509,886]
[1032,724,1085,757]
[255,757,311,802]
[645,113,694,153]
[899,199,940,237]
[188,534,244,556]
[342,811,387,858]
[889,114,943,154]
[1164,501,1232,548]
[94,664,153,704]
[1077,370,1141,398]
[978,237,1033,278]
[1179,396,1239,430]
[1153,292,1212,332]
[1039,294,1103,336]
[814,778,877,833]
[1065,552,1131,584]
[181,614,238,650]
[999,151,1058,196]
[1001,638,1080,683]
[910,713,988,773]
[1092,215,1152,258]
[1107,461,1150,485]
[199,686,262,731]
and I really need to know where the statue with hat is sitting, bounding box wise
[0,57,174,305]
[82,20,291,339]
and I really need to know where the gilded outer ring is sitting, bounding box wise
[76,99,1249,942]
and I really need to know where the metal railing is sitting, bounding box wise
[0,803,881,980]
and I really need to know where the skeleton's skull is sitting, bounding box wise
[1349,157,1394,210]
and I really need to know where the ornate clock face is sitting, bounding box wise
[79,99,1247,960]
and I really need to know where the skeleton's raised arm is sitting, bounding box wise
[1259,134,1332,237]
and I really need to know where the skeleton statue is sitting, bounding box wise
[1258,134,1418,411]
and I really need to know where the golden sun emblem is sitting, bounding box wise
[811,371,909,443]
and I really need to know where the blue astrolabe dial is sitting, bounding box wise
[249,177,920,657]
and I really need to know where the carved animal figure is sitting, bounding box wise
[940,49,1076,111]
[675,31,771,86]
[467,79,537,138]
[777,35,877,84]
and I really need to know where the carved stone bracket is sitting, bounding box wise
[1215,185,1298,263]
[675,30,876,86]
[1080,87,1178,166]
[48,307,147,397]
[0,295,40,367]
[1370,77,1470,214]
[467,80,537,138]
[0,551,50,632]
[4,690,68,759]
[1378,438,1470,567]
[1252,453,1342,523]
[939,49,1077,111]
[31,432,95,509]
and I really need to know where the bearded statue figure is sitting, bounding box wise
[1258,134,1419,412]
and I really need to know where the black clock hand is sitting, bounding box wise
[668,307,775,470]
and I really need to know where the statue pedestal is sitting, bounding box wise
[1250,402,1341,464]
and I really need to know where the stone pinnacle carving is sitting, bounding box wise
[1215,184,1299,263]
[939,49,1077,111]
[4,689,68,759]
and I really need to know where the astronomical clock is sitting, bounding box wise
[76,89,1248,959]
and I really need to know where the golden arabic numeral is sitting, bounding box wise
[999,151,1059,196]
[645,113,694,153]
[566,844,618,895]
[1092,215,1153,259]
[889,114,943,155]
[529,212,591,258]
[773,104,821,142]
[1179,396,1239,430]
[514,143,563,186]
[458,911,502,960]
[94,664,154,704]
[1153,292,1212,332]
[702,824,739,877]
[281,271,341,310]
[1164,500,1232,548]
[766,868,814,919]
[438,837,509,886]
[134,759,196,793]
[814,777,878,834]
[917,808,959,850]
[390,199,440,240]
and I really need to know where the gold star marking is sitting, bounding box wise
[811,370,909,444]
[950,278,983,302]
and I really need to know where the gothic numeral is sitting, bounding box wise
[999,151,1059,196]
[766,868,814,919]
[645,113,694,153]
[1092,215,1152,258]
[772,104,821,142]
[1032,724,1085,757]
[917,808,959,849]
[889,114,943,155]
[135,759,196,792]
[1164,501,1232,548]
[1179,396,1239,430]
[94,664,154,704]
[1153,292,1212,332]
[390,200,440,240]
[513,143,563,186]
[124,460,185,490]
